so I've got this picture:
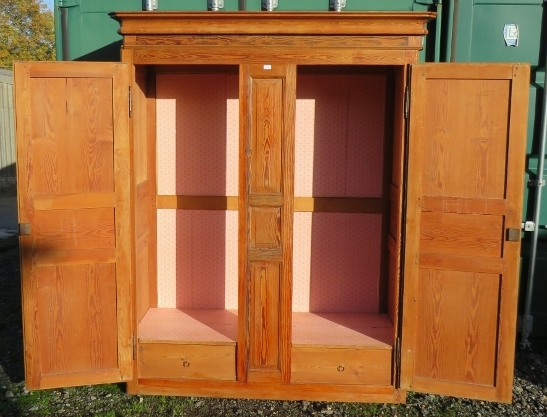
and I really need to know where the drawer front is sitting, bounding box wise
[291,347,392,385]
[138,343,236,381]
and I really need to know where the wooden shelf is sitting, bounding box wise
[292,312,393,349]
[139,308,238,345]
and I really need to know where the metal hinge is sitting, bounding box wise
[395,337,401,383]
[128,86,132,118]
[528,179,545,187]
[404,86,409,119]
[518,315,534,334]
[132,333,136,360]
[19,223,31,236]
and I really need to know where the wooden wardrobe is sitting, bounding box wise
[14,12,529,404]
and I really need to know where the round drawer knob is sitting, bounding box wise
[182,360,190,368]
[337,365,344,372]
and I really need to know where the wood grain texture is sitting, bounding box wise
[250,208,281,249]
[38,369,123,390]
[136,181,149,239]
[34,193,116,210]
[138,343,236,381]
[131,47,410,66]
[414,269,499,386]
[420,196,507,216]
[422,78,510,199]
[419,212,503,258]
[15,62,132,389]
[36,263,118,375]
[401,63,529,403]
[136,35,410,48]
[34,248,116,267]
[249,263,281,373]
[291,347,392,386]
[251,79,282,193]
[34,208,115,251]
[239,64,295,385]
[30,77,114,195]
[113,12,435,36]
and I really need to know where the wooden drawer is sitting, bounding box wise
[291,346,392,386]
[138,343,236,381]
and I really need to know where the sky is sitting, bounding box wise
[44,0,54,10]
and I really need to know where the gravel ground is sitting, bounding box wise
[1,236,546,417]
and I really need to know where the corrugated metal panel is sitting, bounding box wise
[0,69,15,178]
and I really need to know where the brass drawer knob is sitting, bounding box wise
[337,365,344,372]
[182,360,190,368]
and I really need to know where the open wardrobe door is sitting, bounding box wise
[14,62,133,389]
[400,63,529,403]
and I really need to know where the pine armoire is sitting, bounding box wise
[14,12,529,404]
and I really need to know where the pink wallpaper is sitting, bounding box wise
[157,210,239,310]
[154,71,386,315]
[295,74,386,198]
[292,212,382,313]
[156,73,239,196]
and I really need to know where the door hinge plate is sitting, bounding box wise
[129,86,132,118]
[404,85,409,119]
[132,333,136,360]
[395,336,401,384]
[19,223,31,236]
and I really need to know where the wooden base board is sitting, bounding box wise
[133,378,406,403]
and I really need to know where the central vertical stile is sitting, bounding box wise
[238,64,296,383]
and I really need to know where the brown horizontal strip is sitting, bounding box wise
[115,12,434,36]
[132,47,407,66]
[294,197,384,213]
[154,65,239,74]
[28,62,120,79]
[249,194,284,207]
[421,196,507,216]
[137,35,409,49]
[39,368,124,390]
[423,64,514,80]
[248,249,283,263]
[35,248,116,267]
[411,377,497,402]
[157,195,238,211]
[34,193,116,210]
[420,253,504,274]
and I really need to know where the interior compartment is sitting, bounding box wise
[291,66,396,351]
[139,66,240,345]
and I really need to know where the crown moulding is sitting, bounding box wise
[110,12,436,37]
